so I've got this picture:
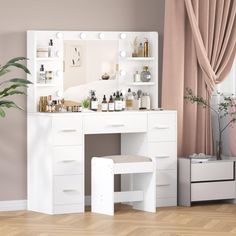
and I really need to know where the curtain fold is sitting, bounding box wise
[162,0,236,156]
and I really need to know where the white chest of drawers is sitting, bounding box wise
[178,158,236,206]
[28,111,177,214]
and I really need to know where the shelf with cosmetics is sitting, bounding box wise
[27,31,158,112]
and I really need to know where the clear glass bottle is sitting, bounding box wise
[125,88,134,110]
[90,91,98,111]
[138,43,144,57]
[108,95,115,112]
[48,39,54,57]
[140,66,151,82]
[39,64,45,83]
[114,91,122,111]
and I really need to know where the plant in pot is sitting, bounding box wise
[0,57,32,117]
[81,98,90,111]
[184,88,236,160]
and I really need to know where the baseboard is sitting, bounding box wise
[0,200,27,211]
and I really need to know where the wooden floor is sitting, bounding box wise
[1,203,236,236]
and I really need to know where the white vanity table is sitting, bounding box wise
[27,31,177,214]
[28,111,177,214]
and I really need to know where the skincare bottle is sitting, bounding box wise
[141,66,151,82]
[134,71,141,82]
[144,39,149,57]
[48,39,54,57]
[39,64,45,83]
[125,88,134,110]
[90,91,98,111]
[108,95,115,112]
[138,43,144,57]
[101,95,108,112]
[114,91,123,111]
[120,92,125,110]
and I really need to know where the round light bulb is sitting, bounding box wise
[98,33,105,39]
[56,51,62,57]
[120,33,127,40]
[120,70,126,76]
[56,90,63,98]
[80,32,86,39]
[56,70,62,77]
[56,32,63,39]
[120,51,126,58]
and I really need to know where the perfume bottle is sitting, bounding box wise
[138,43,144,57]
[144,39,149,57]
[140,66,151,82]
[48,39,54,57]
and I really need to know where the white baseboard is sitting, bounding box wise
[0,200,27,211]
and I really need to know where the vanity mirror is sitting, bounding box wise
[27,31,158,112]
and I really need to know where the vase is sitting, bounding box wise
[216,141,222,160]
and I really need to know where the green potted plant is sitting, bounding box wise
[0,57,32,117]
[81,98,90,111]
[185,88,236,160]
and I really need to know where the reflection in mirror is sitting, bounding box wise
[63,40,118,91]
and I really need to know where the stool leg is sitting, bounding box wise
[91,158,115,216]
[133,166,156,213]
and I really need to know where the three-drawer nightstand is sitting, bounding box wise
[178,157,236,206]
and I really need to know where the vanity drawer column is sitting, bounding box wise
[51,116,84,214]
[147,112,177,207]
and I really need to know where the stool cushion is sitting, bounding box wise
[102,155,152,163]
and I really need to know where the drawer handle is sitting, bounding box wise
[154,126,169,130]
[61,160,77,163]
[157,184,170,187]
[155,155,170,159]
[108,124,125,127]
[60,129,77,133]
[62,189,78,193]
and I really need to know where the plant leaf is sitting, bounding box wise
[1,62,30,74]
[0,100,24,110]
[6,57,28,64]
[0,107,5,117]
[0,83,28,96]
[0,78,32,86]
[0,68,10,77]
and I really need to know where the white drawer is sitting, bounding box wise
[148,142,177,170]
[191,181,236,201]
[52,117,83,146]
[53,204,84,214]
[53,146,83,175]
[83,113,147,134]
[191,161,234,182]
[54,175,83,205]
[148,113,176,142]
[156,170,177,198]
[156,198,177,207]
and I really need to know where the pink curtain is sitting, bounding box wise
[162,0,236,156]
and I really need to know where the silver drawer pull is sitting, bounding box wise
[60,129,77,133]
[61,160,77,163]
[108,124,125,127]
[155,155,170,159]
[63,189,78,193]
[157,184,170,187]
[154,126,169,130]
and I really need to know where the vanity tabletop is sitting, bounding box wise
[28,110,177,117]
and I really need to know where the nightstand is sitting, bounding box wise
[178,157,236,206]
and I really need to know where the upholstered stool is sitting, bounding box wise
[91,155,156,216]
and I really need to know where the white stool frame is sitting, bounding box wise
[91,157,156,216]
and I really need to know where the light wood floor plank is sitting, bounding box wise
[1,203,236,235]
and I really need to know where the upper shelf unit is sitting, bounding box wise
[27,31,159,112]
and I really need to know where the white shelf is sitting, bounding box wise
[127,82,155,86]
[124,57,155,61]
[36,83,58,87]
[36,57,61,61]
